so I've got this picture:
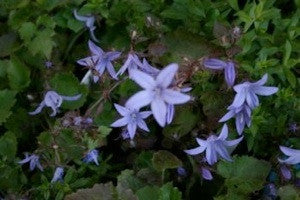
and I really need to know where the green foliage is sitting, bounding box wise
[278,185,300,200]
[7,57,30,91]
[152,150,182,172]
[0,89,16,125]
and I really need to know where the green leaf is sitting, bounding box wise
[18,22,37,42]
[278,185,300,200]
[7,57,30,91]
[152,150,182,172]
[117,170,145,192]
[136,185,160,200]
[0,32,18,57]
[50,73,88,110]
[0,59,8,78]
[228,0,239,11]
[159,183,182,200]
[0,132,17,160]
[217,156,271,195]
[283,68,296,88]
[283,40,292,66]
[0,89,16,125]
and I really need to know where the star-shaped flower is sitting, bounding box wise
[278,146,300,165]
[51,167,64,183]
[125,63,190,127]
[77,40,121,80]
[18,153,43,171]
[184,124,243,165]
[116,53,143,77]
[73,10,99,42]
[231,74,278,109]
[203,58,236,87]
[219,103,252,135]
[28,91,81,117]
[83,149,99,165]
[111,104,152,139]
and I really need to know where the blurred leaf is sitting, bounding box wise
[0,131,17,160]
[278,185,300,200]
[7,57,30,91]
[152,150,182,172]
[0,32,18,57]
[0,89,16,125]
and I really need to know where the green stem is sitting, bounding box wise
[63,29,86,62]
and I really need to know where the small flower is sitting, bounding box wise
[280,165,292,180]
[111,104,152,139]
[73,10,98,42]
[203,58,236,87]
[278,146,300,165]
[177,167,187,177]
[231,74,278,109]
[77,40,121,80]
[83,149,99,165]
[184,124,243,165]
[219,103,252,135]
[45,61,53,68]
[51,167,64,183]
[201,167,213,180]
[116,53,143,77]
[28,91,81,117]
[289,123,298,133]
[263,183,277,199]
[18,153,43,171]
[125,64,190,127]
[139,58,160,77]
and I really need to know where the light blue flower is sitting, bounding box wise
[83,149,99,165]
[278,146,300,165]
[125,63,190,127]
[29,91,81,117]
[201,167,213,180]
[77,40,121,80]
[51,167,64,183]
[73,10,98,42]
[185,124,243,165]
[18,153,43,171]
[111,104,152,139]
[219,103,252,135]
[116,53,143,77]
[231,74,278,109]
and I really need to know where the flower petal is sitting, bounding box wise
[156,63,178,88]
[279,146,300,156]
[125,90,154,109]
[224,62,235,87]
[151,98,167,127]
[224,136,243,147]
[253,73,268,86]
[246,91,259,108]
[111,117,128,127]
[215,143,232,161]
[139,111,152,119]
[231,91,246,108]
[184,146,206,155]
[235,113,245,135]
[106,62,118,79]
[201,167,213,180]
[127,123,137,139]
[114,104,129,116]
[219,110,235,122]
[203,58,226,70]
[253,86,278,96]
[28,101,46,115]
[130,69,156,89]
[106,51,121,61]
[196,138,207,146]
[137,119,150,132]
[166,104,175,124]
[218,124,228,140]
[206,145,218,165]
[88,40,104,56]
[60,94,82,101]
[162,89,190,105]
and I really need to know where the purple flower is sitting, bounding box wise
[263,183,277,199]
[45,61,53,68]
[125,64,190,127]
[166,104,175,125]
[77,40,121,80]
[73,10,98,42]
[289,123,298,133]
[139,58,160,77]
[203,58,236,87]
[116,53,143,77]
[111,104,152,139]
[201,167,213,180]
[83,149,99,165]
[51,167,64,183]
[278,146,300,165]
[219,103,252,135]
[121,130,130,140]
[231,74,278,109]
[184,124,243,165]
[29,91,81,117]
[18,153,43,171]
[177,167,187,176]
[280,165,292,180]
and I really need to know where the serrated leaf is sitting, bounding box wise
[117,170,145,192]
[159,183,182,200]
[152,150,182,172]
[217,156,271,195]
[0,89,16,125]
[50,73,88,110]
[0,131,17,160]
[18,22,36,41]
[7,57,30,91]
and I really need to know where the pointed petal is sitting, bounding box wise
[253,73,268,86]
[130,69,156,89]
[139,111,152,119]
[125,90,153,109]
[106,62,118,79]
[137,119,150,132]
[88,40,104,56]
[279,146,300,156]
[162,89,190,105]
[73,10,89,22]
[95,61,106,76]
[106,51,121,61]
[89,29,99,42]
[278,157,300,165]
[166,104,175,124]
[206,145,218,165]
[231,91,246,108]
[28,101,46,115]
[111,117,128,127]
[253,86,278,96]
[224,136,243,147]
[201,167,213,180]
[215,143,232,161]
[127,123,137,139]
[235,114,245,135]
[203,58,226,70]
[184,146,206,155]
[280,165,292,180]
[156,63,178,88]
[114,103,129,116]
[218,124,228,140]
[196,138,207,146]
[224,62,235,87]
[246,91,259,108]
[219,110,235,122]
[60,94,82,101]
[151,98,167,127]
